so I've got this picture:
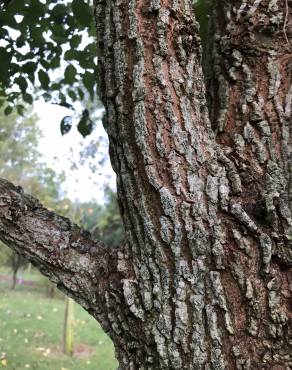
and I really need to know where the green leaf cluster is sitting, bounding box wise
[0,0,99,136]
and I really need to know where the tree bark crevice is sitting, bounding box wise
[0,0,291,368]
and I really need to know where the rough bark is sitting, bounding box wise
[95,0,291,368]
[0,178,126,332]
[0,0,291,369]
[206,1,292,366]
[94,0,225,367]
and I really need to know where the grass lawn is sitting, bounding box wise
[0,269,117,370]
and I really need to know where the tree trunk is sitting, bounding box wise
[0,0,291,369]
[11,267,17,290]
[63,297,74,356]
[46,282,55,298]
[11,253,20,290]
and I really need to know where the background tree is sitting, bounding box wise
[9,252,28,289]
[0,102,65,286]
[0,100,123,285]
[63,296,75,357]
[0,245,10,268]
[74,188,124,247]
[0,102,64,202]
[0,1,291,369]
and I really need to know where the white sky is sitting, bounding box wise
[2,24,116,204]
[34,99,116,204]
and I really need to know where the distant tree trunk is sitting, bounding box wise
[11,253,21,290]
[63,297,74,357]
[46,282,55,298]
[0,0,291,369]
[11,266,17,290]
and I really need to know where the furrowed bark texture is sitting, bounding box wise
[0,178,125,335]
[207,0,292,367]
[0,0,291,369]
[95,0,292,368]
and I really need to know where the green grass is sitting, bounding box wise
[0,269,117,370]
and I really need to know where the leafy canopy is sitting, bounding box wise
[0,0,98,137]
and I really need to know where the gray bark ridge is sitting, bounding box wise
[95,0,292,368]
[0,0,291,369]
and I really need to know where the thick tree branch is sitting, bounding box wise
[0,178,122,312]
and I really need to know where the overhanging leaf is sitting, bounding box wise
[82,71,95,99]
[77,109,93,137]
[64,65,77,85]
[23,92,33,104]
[60,116,73,135]
[4,105,13,115]
[70,34,82,48]
[71,0,92,26]
[15,76,28,92]
[16,104,25,116]
[38,69,50,89]
[51,4,67,23]
[22,62,37,74]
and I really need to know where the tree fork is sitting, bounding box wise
[95,0,291,367]
[0,0,291,369]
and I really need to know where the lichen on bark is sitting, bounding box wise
[0,0,291,369]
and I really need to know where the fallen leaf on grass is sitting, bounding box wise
[1,359,7,366]
[43,348,51,357]
[36,347,45,352]
[33,331,44,338]
[36,347,51,357]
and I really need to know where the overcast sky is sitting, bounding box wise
[34,99,116,204]
[0,18,116,204]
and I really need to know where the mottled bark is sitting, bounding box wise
[206,1,292,367]
[0,178,126,334]
[95,0,224,367]
[95,0,291,368]
[0,0,291,369]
